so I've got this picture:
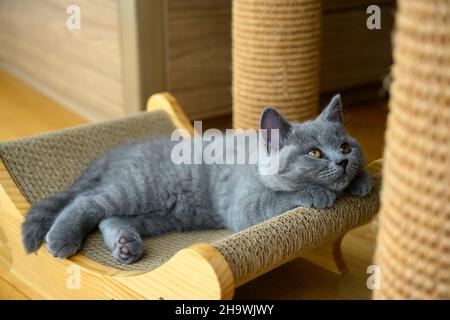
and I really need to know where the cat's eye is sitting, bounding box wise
[308,149,322,158]
[340,142,352,154]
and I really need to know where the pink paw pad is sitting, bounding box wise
[119,237,127,244]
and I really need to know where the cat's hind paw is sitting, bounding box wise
[22,218,46,254]
[45,228,83,259]
[112,230,144,264]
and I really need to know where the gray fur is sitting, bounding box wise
[22,94,371,264]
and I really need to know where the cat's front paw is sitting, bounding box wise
[304,187,336,209]
[346,170,372,197]
[45,227,83,259]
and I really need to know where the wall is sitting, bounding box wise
[0,0,395,121]
[0,0,125,121]
[167,0,231,120]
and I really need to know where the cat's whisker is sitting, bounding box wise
[318,168,338,179]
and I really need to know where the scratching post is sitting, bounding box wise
[232,0,321,129]
[374,0,450,299]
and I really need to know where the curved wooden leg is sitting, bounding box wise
[300,235,349,275]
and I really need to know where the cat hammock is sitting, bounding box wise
[0,93,381,299]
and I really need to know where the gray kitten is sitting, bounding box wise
[22,95,371,264]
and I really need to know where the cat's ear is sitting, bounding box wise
[259,107,291,152]
[318,94,343,123]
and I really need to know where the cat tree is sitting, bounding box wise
[373,0,450,299]
[232,0,321,129]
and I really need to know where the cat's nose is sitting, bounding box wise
[337,159,348,169]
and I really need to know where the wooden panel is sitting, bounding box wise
[167,0,394,120]
[0,267,43,299]
[167,0,231,120]
[119,0,167,113]
[0,0,125,122]
[0,276,29,299]
[320,3,395,93]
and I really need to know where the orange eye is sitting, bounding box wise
[308,149,322,158]
[340,143,351,154]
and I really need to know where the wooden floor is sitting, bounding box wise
[0,70,388,299]
[0,70,85,142]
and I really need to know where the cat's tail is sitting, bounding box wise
[21,189,79,253]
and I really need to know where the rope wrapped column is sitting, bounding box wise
[232,0,321,129]
[374,0,450,299]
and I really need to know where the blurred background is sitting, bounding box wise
[0,1,393,145]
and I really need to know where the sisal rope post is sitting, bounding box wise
[232,0,321,129]
[373,0,450,299]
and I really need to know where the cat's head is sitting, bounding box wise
[258,94,365,192]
